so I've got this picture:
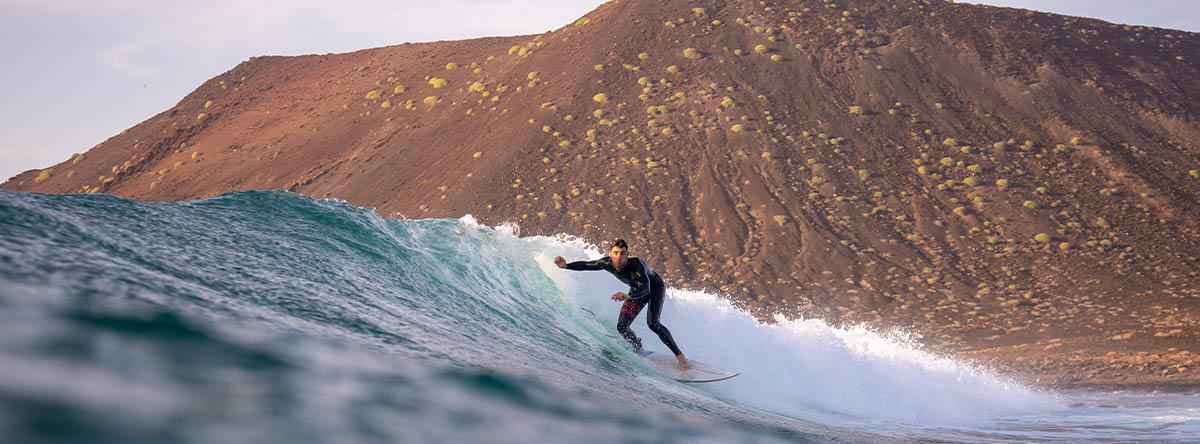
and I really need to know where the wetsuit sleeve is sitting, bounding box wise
[625,260,654,302]
[564,257,608,271]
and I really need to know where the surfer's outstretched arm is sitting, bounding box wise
[556,256,609,271]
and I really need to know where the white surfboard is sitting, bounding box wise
[643,351,738,383]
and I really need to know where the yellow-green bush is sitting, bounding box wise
[394,85,407,94]
[770,54,783,62]
[445,62,458,70]
[996,179,1009,189]
[1189,169,1199,179]
[366,89,383,100]
[196,113,207,122]
[848,105,863,115]
[204,100,213,109]
[1034,232,1051,243]
[35,169,51,183]
[730,124,746,132]
[1023,200,1037,209]
[667,65,682,74]
[423,96,440,106]
[428,78,448,88]
[593,93,610,104]
[1070,136,1085,145]
[753,44,769,54]
[683,48,703,59]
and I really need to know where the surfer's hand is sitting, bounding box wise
[553,256,566,268]
[611,292,629,301]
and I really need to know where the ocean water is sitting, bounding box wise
[0,189,1196,443]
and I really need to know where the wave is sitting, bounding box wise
[2,189,1195,443]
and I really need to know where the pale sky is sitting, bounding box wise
[1,1,1196,181]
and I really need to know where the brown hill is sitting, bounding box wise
[7,0,1200,389]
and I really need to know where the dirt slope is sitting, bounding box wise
[7,0,1200,388]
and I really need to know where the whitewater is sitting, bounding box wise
[0,189,1196,443]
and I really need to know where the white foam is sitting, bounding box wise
[462,220,1057,426]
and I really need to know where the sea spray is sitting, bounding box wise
[489,222,1053,426]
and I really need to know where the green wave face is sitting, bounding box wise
[2,190,1196,444]
[0,190,823,444]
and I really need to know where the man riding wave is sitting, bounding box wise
[554,239,690,370]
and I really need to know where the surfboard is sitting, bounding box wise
[642,351,738,383]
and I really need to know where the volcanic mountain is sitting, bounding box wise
[7,0,1200,388]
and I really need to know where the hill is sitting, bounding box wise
[7,0,1200,388]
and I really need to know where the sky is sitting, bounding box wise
[1,0,1196,181]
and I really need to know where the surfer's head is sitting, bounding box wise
[608,239,629,269]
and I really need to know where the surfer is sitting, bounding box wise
[554,239,690,370]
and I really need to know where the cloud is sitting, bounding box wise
[99,39,153,77]
[28,0,604,78]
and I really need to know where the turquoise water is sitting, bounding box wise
[1,190,1196,443]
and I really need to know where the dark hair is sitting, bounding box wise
[608,239,629,250]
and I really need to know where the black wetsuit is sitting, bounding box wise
[565,256,683,356]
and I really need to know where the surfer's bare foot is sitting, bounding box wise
[677,354,691,370]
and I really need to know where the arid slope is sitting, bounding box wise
[7,0,1200,388]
